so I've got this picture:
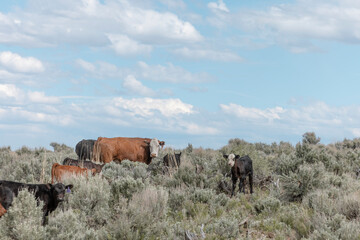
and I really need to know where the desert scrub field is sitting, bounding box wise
[1,133,360,239]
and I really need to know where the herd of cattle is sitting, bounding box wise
[0,136,253,225]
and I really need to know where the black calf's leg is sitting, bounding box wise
[239,177,246,194]
[231,177,237,197]
[249,174,253,194]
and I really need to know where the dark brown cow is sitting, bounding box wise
[51,163,96,184]
[62,157,104,173]
[92,137,165,164]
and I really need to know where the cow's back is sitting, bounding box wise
[94,137,151,164]
[52,163,89,183]
[76,139,95,160]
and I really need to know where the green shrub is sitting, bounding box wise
[254,195,281,214]
[168,189,187,212]
[190,188,216,204]
[102,160,149,183]
[205,216,239,239]
[46,210,98,240]
[64,175,111,227]
[110,176,145,200]
[0,189,45,239]
[278,204,312,238]
[280,162,325,202]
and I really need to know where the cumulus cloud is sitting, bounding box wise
[108,34,152,55]
[0,84,61,105]
[219,101,360,142]
[137,61,215,83]
[181,122,219,135]
[220,103,285,121]
[27,91,61,104]
[76,59,96,72]
[208,0,229,13]
[231,0,360,49]
[122,75,156,97]
[111,97,194,118]
[76,59,125,79]
[0,51,44,73]
[0,0,202,48]
[173,47,243,62]
[351,128,360,137]
[0,84,24,102]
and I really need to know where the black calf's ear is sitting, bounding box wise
[235,155,240,159]
[46,184,52,190]
[66,184,74,189]
[223,154,228,159]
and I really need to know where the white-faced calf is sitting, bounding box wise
[223,154,253,196]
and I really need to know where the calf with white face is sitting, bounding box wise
[223,154,254,196]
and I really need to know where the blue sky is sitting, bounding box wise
[1,0,360,150]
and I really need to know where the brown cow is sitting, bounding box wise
[93,137,165,164]
[51,163,96,184]
[0,203,6,217]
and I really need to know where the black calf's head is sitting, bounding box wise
[49,183,73,202]
[223,154,240,167]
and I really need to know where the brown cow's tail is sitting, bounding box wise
[51,163,60,184]
[92,137,102,164]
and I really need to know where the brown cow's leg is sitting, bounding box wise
[0,203,6,217]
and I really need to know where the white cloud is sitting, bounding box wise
[27,91,61,104]
[137,61,215,83]
[0,0,202,48]
[119,7,203,43]
[0,51,44,73]
[76,59,125,79]
[351,128,360,137]
[173,47,243,62]
[220,103,285,121]
[108,34,152,55]
[111,97,194,118]
[76,59,96,72]
[208,0,229,13]
[181,122,219,135]
[159,0,186,10]
[0,84,24,102]
[218,101,360,141]
[122,75,156,97]
[0,84,61,105]
[232,0,360,49]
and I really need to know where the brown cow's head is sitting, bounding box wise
[147,138,165,158]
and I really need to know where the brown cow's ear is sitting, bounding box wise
[159,141,165,148]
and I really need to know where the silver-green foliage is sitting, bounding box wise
[0,189,45,240]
